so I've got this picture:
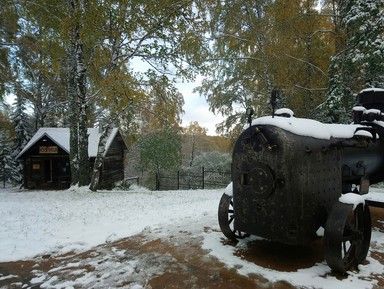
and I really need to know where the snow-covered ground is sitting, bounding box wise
[0,185,221,262]
[1,186,384,289]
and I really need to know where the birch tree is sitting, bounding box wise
[198,0,334,134]
[11,0,209,188]
[89,0,208,190]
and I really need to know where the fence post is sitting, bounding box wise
[202,166,205,189]
[177,171,180,190]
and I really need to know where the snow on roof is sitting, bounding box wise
[360,88,384,93]
[250,115,365,140]
[17,127,119,159]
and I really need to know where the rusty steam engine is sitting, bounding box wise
[218,88,384,273]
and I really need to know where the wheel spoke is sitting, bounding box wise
[228,209,234,213]
[228,215,234,224]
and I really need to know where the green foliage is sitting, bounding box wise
[0,108,20,185]
[138,129,182,174]
[321,0,384,123]
[0,1,19,98]
[198,0,334,134]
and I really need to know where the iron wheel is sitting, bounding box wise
[218,193,249,241]
[324,202,371,274]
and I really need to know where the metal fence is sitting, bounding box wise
[155,167,231,190]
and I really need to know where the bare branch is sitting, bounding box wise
[284,53,328,78]
[294,84,327,91]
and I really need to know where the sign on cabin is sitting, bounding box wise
[39,146,58,154]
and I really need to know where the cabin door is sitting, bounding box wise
[30,158,53,189]
[29,157,70,189]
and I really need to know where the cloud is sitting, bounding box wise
[175,79,225,136]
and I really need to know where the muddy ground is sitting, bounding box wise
[1,208,383,289]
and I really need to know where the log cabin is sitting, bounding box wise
[16,128,126,190]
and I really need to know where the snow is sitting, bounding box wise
[0,275,18,281]
[274,108,294,117]
[0,186,223,262]
[354,129,374,138]
[353,106,366,112]
[361,88,384,93]
[365,188,384,203]
[1,186,384,289]
[250,116,365,140]
[224,182,232,196]
[363,108,381,115]
[338,189,384,209]
[315,226,324,237]
[202,233,384,289]
[16,127,119,159]
[339,193,365,209]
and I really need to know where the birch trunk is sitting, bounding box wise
[68,0,79,185]
[76,31,89,186]
[89,124,113,191]
[89,17,120,191]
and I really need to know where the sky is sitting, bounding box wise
[3,80,227,136]
[175,77,226,136]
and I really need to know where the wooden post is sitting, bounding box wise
[202,166,205,189]
[177,171,180,190]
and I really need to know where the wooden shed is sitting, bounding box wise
[17,128,126,190]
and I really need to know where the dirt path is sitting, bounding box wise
[1,208,383,289]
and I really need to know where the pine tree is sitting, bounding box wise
[0,107,20,186]
[11,93,30,184]
[345,0,384,88]
[322,0,384,122]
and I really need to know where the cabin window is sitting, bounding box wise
[32,163,40,170]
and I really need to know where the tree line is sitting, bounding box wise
[0,0,383,189]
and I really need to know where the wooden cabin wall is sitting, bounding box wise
[22,138,70,190]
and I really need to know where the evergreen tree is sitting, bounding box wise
[0,1,18,99]
[0,108,19,186]
[12,94,30,155]
[322,0,384,122]
[0,129,13,187]
[11,93,30,184]
[346,0,384,88]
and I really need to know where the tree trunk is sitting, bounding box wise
[76,33,89,186]
[68,53,79,184]
[89,124,113,191]
[67,0,79,185]
[89,17,121,191]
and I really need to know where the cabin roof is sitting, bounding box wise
[17,127,119,159]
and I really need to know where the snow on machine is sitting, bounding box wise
[218,88,384,273]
